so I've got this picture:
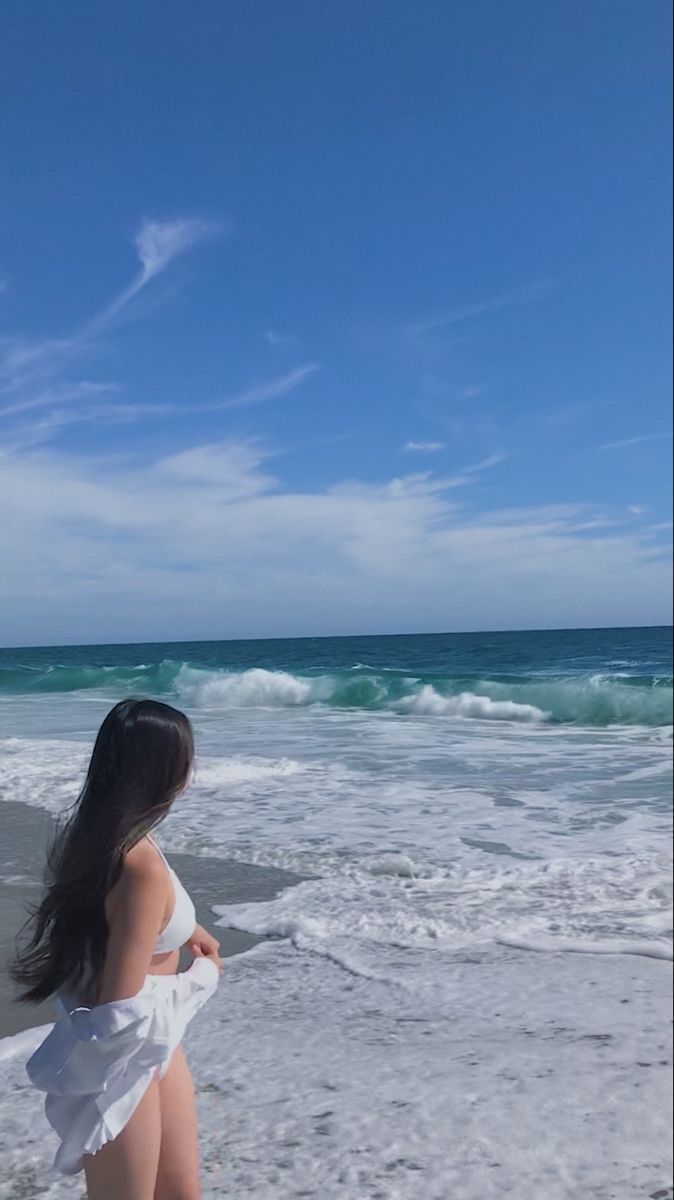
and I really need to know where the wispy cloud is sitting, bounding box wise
[404,441,445,453]
[402,448,506,483]
[461,453,506,473]
[1,218,224,399]
[0,216,226,440]
[94,216,223,326]
[264,329,297,349]
[203,363,320,411]
[598,432,673,452]
[410,280,556,335]
[1,380,120,419]
[540,399,615,428]
[0,336,78,395]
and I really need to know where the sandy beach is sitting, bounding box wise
[2,906,672,1199]
[1,797,672,1199]
[0,800,306,1040]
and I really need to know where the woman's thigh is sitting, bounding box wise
[83,1075,161,1200]
[154,1044,201,1200]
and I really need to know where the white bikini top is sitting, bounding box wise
[147,835,197,954]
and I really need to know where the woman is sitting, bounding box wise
[11,697,222,1200]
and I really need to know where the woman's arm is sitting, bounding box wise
[96,854,168,1005]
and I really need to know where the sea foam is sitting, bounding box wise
[394,684,547,721]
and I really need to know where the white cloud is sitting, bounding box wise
[135,218,220,281]
[0,336,78,397]
[1,219,224,397]
[155,439,277,498]
[404,441,445,453]
[204,363,320,410]
[598,432,673,452]
[410,281,556,334]
[0,216,226,438]
[0,439,670,645]
[97,216,223,324]
[264,329,297,349]
[461,453,506,473]
[1,381,120,419]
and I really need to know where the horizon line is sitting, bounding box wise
[1,622,671,653]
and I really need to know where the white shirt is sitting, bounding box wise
[25,955,219,1175]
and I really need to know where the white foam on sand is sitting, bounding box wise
[1,943,671,1200]
[497,935,674,961]
[212,852,673,963]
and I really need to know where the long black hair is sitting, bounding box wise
[10,698,194,1004]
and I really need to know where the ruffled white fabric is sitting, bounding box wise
[25,956,219,1175]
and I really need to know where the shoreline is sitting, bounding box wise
[0,800,306,1040]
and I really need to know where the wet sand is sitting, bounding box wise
[0,800,305,1039]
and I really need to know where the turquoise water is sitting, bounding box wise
[0,626,671,726]
[0,625,671,960]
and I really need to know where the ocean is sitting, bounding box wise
[0,626,672,1198]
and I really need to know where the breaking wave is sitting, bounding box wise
[0,659,671,726]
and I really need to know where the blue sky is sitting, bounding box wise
[0,0,671,645]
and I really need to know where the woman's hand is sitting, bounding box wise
[186,923,220,957]
[185,923,223,973]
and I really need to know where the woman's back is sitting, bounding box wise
[100,837,185,1000]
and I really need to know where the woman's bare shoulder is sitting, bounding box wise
[123,836,164,875]
[106,838,167,917]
